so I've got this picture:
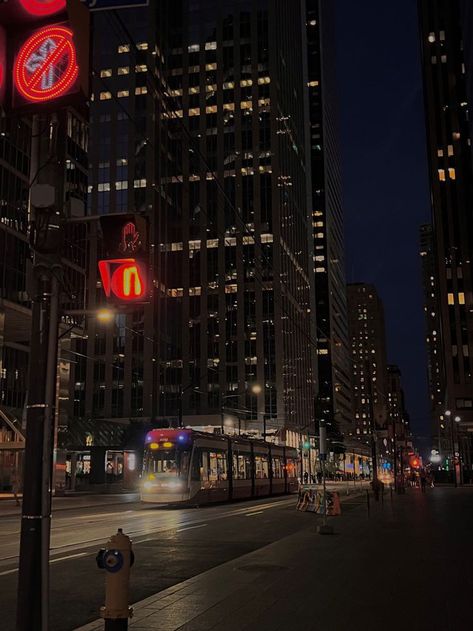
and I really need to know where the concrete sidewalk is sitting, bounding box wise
[75,487,473,631]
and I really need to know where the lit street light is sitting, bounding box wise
[96,308,115,323]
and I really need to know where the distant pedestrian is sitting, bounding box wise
[420,470,427,493]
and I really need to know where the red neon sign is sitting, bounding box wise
[14,25,78,103]
[98,258,147,302]
[18,0,66,17]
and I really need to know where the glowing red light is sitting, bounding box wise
[14,25,79,103]
[98,258,147,302]
[18,0,66,16]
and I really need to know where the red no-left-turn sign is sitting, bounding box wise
[14,25,79,103]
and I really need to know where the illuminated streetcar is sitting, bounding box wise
[141,428,299,505]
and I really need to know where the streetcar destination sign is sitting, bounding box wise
[81,0,148,9]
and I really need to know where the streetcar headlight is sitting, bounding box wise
[168,480,182,490]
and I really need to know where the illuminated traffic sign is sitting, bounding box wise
[98,258,147,302]
[98,214,150,303]
[13,24,79,102]
[19,0,66,16]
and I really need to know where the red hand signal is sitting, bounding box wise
[19,0,66,16]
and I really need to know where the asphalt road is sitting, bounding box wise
[1,491,364,631]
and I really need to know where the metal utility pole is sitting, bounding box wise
[17,114,63,631]
[318,418,333,535]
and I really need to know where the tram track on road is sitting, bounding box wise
[0,495,296,573]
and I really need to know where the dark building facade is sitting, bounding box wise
[347,283,389,445]
[306,0,352,448]
[419,0,473,472]
[164,0,315,442]
[419,224,448,456]
[0,107,88,489]
[70,3,177,451]
[386,364,412,474]
[76,1,315,455]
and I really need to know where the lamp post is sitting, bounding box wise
[445,410,459,487]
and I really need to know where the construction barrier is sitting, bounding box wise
[296,485,341,515]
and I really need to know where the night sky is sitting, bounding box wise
[334,0,432,447]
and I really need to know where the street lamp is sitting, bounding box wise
[221,384,262,436]
[250,383,266,440]
[96,308,115,323]
[445,409,460,487]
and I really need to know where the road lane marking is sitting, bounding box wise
[0,552,88,576]
[50,552,88,563]
[245,511,263,516]
[176,523,208,532]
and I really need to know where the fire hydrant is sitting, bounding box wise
[96,528,134,630]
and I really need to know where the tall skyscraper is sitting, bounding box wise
[69,3,178,462]
[347,283,389,443]
[419,224,448,456]
[386,364,412,473]
[75,0,315,467]
[419,0,473,471]
[165,0,315,442]
[305,0,352,449]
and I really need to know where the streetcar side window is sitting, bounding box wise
[198,449,228,482]
[233,453,251,479]
[273,457,283,478]
[208,450,228,481]
[254,454,269,479]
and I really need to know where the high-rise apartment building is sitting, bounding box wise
[74,1,315,463]
[419,224,448,455]
[419,0,473,469]
[305,0,352,447]
[347,283,389,443]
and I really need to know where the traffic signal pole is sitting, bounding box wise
[16,267,52,631]
[41,272,60,631]
[16,113,64,631]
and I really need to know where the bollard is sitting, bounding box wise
[366,489,370,517]
[96,528,134,630]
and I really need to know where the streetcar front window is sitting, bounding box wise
[143,449,190,479]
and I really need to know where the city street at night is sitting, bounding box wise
[2,487,473,631]
[1,0,473,629]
